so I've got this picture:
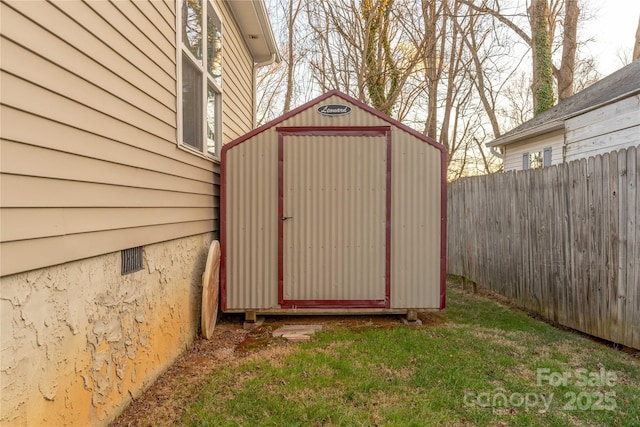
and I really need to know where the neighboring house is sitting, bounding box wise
[0,1,277,426]
[487,60,640,171]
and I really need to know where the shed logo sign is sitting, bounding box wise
[317,104,352,116]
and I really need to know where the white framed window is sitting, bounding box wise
[178,0,223,158]
[522,147,552,170]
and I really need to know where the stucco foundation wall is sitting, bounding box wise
[0,233,213,426]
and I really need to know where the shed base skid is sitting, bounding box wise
[226,308,442,317]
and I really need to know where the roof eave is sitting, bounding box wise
[486,121,564,147]
[487,87,640,148]
[225,0,281,66]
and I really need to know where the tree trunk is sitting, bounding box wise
[529,0,555,114]
[634,16,640,61]
[283,0,302,113]
[558,0,579,101]
[458,8,501,138]
[423,0,438,138]
[361,0,398,115]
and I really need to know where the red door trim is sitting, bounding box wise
[278,126,392,309]
[277,131,285,305]
[220,160,226,311]
[385,129,392,308]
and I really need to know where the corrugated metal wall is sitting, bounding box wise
[282,134,387,302]
[391,132,442,308]
[225,133,279,309]
[223,92,444,311]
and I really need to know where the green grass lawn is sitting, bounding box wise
[182,279,640,426]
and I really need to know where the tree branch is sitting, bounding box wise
[457,0,531,45]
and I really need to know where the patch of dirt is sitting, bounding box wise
[111,315,248,427]
[110,313,442,426]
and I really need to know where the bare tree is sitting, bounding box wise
[257,0,598,179]
[256,0,315,124]
[305,0,428,115]
[558,0,579,100]
[361,0,399,114]
[283,0,304,113]
[459,0,583,114]
[256,61,287,125]
[528,0,555,113]
[416,0,442,138]
[634,16,640,61]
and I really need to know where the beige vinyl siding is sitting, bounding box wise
[1,207,214,242]
[1,2,174,110]
[147,0,177,32]
[565,95,640,162]
[0,141,214,196]
[0,0,257,277]
[503,129,564,171]
[0,107,213,183]
[1,222,213,283]
[218,0,254,142]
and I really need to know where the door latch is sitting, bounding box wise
[281,216,293,221]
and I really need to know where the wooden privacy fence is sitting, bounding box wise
[447,146,639,349]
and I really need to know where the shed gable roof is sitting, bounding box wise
[488,60,640,147]
[222,89,444,154]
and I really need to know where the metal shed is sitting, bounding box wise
[220,90,446,318]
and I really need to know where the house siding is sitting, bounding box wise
[0,0,259,425]
[565,95,640,162]
[0,234,213,426]
[502,129,564,171]
[0,0,254,277]
[219,0,255,140]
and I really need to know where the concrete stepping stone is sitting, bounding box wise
[281,334,312,342]
[273,325,323,341]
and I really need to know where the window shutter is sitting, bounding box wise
[543,147,552,167]
[522,153,530,170]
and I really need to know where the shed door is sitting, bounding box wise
[278,128,391,308]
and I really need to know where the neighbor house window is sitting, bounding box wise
[522,147,552,170]
[178,0,222,157]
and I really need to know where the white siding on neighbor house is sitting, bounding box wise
[565,95,640,162]
[503,129,564,171]
[0,0,255,277]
